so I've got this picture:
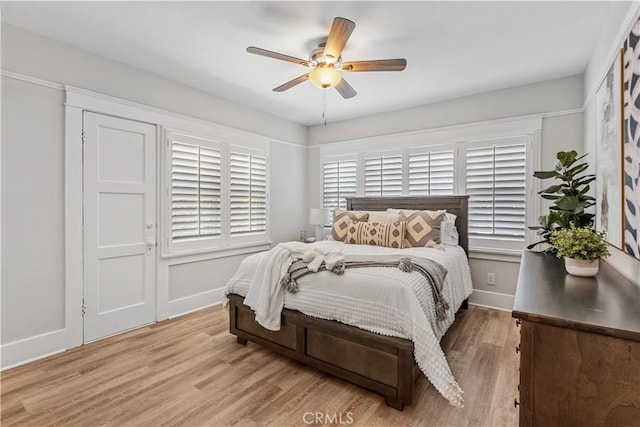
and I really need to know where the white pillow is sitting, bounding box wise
[387,208,459,246]
[441,212,459,246]
[366,210,401,223]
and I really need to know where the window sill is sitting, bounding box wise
[164,242,271,266]
[469,246,523,263]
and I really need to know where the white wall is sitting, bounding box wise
[308,75,583,145]
[583,1,640,284]
[1,77,66,343]
[2,24,305,144]
[307,75,586,309]
[1,25,307,366]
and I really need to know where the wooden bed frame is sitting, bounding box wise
[228,196,470,410]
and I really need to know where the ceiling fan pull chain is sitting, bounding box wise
[323,89,327,126]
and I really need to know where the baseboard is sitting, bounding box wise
[468,289,514,312]
[1,289,226,369]
[167,287,225,318]
[1,328,68,370]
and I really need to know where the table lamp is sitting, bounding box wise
[309,208,331,241]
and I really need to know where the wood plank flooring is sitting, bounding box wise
[1,304,519,426]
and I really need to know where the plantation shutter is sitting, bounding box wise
[364,154,403,196]
[408,148,454,195]
[465,143,526,238]
[171,141,221,240]
[322,159,357,210]
[230,151,267,234]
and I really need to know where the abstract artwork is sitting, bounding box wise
[623,17,640,259]
[595,53,623,248]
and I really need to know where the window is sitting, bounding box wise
[230,150,267,235]
[408,147,455,195]
[364,153,403,196]
[318,117,540,252]
[465,142,526,239]
[166,131,269,256]
[322,158,357,210]
[170,134,222,254]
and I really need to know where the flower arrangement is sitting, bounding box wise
[549,224,610,261]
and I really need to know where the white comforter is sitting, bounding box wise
[224,241,473,407]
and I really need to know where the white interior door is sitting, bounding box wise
[83,112,157,342]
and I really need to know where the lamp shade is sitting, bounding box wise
[309,65,342,89]
[309,208,331,225]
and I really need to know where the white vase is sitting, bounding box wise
[564,258,599,277]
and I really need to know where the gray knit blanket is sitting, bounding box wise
[280,254,450,321]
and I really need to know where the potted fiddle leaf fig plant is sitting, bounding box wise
[549,224,610,277]
[528,150,596,252]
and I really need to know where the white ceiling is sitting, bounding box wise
[1,1,616,126]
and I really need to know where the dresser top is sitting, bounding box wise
[512,251,640,341]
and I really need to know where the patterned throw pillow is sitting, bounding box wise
[397,209,446,248]
[330,208,370,241]
[345,221,406,249]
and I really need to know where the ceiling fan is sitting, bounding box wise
[247,17,407,99]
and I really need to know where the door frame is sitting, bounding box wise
[65,88,169,349]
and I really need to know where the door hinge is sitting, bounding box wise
[81,129,86,144]
[82,299,86,317]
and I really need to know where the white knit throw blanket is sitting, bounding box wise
[242,242,344,330]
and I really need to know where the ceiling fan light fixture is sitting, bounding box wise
[309,64,342,89]
[247,17,405,100]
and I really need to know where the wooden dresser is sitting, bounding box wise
[512,251,640,426]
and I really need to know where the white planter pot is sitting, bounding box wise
[564,258,599,277]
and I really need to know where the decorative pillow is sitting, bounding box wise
[366,211,401,224]
[330,208,370,241]
[345,220,406,249]
[397,209,446,248]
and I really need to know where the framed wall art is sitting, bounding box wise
[623,16,640,259]
[595,49,624,248]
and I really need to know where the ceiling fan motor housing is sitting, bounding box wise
[309,43,342,68]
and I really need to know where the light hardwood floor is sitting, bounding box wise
[1,304,519,426]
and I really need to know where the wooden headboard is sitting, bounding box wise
[346,196,470,256]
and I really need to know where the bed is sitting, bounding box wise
[226,196,471,410]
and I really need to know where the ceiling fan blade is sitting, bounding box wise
[342,59,407,72]
[323,17,355,61]
[273,74,310,92]
[335,78,357,99]
[247,46,311,67]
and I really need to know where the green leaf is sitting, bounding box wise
[574,176,596,186]
[555,197,581,210]
[533,171,560,179]
[574,153,589,162]
[539,184,564,194]
[557,150,578,167]
[527,241,546,250]
[568,163,589,176]
[541,194,560,200]
[547,211,561,221]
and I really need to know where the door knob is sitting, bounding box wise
[146,240,156,254]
